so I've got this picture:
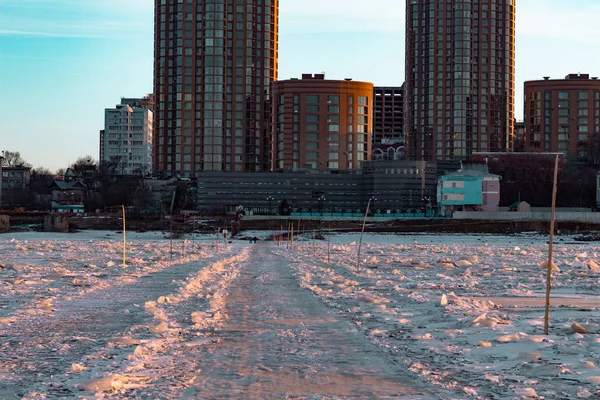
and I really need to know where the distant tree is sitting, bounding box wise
[28,167,55,209]
[70,156,97,172]
[55,168,66,180]
[1,150,32,168]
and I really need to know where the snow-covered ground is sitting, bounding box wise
[1,230,600,399]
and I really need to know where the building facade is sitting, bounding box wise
[514,119,525,152]
[1,166,31,208]
[373,85,404,144]
[102,103,153,175]
[405,0,516,161]
[271,74,374,171]
[524,73,600,161]
[153,0,279,175]
[196,160,438,214]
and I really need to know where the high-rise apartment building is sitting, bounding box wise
[524,73,600,161]
[101,103,153,175]
[154,0,279,175]
[271,74,374,170]
[405,0,516,161]
[373,86,404,144]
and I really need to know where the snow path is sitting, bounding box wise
[177,242,433,399]
[0,245,239,398]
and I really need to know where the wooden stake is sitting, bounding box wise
[122,205,126,268]
[357,198,371,270]
[183,213,186,256]
[170,215,173,259]
[328,224,331,263]
[544,154,560,335]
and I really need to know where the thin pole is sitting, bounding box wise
[357,198,372,270]
[328,224,331,263]
[291,223,294,250]
[170,215,173,259]
[122,205,126,268]
[544,154,560,335]
[183,213,186,256]
[296,218,301,248]
[313,229,316,250]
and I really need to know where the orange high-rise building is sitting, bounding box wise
[271,74,374,171]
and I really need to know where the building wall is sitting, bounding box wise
[102,104,153,175]
[405,0,516,161]
[271,74,373,171]
[373,86,404,144]
[438,176,483,207]
[1,167,31,207]
[482,177,500,211]
[154,0,279,175]
[524,73,600,161]
[196,160,437,213]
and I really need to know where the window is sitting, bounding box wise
[358,96,368,105]
[443,181,465,188]
[306,95,319,103]
[327,95,339,104]
[443,193,465,201]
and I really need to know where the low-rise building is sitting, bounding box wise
[48,180,86,213]
[196,160,438,215]
[437,162,500,216]
[1,166,31,208]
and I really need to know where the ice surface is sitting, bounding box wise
[1,230,600,398]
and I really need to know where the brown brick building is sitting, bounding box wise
[405,0,516,161]
[271,74,373,171]
[373,86,404,144]
[524,73,600,161]
[153,0,279,175]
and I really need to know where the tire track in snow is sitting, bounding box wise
[71,248,249,397]
[179,243,432,399]
[0,245,238,398]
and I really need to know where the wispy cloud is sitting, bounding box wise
[0,29,99,38]
[0,0,152,38]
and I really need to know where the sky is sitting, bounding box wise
[1,0,600,173]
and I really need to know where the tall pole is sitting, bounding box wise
[544,154,560,335]
[357,198,371,270]
[122,205,126,268]
[169,215,173,259]
[328,224,331,263]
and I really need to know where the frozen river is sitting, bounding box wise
[1,230,600,398]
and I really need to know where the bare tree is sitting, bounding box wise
[1,151,32,168]
[70,156,97,172]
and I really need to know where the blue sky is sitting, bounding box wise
[1,0,600,172]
